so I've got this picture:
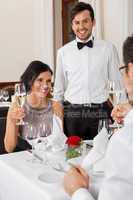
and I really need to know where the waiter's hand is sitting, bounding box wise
[111,102,132,123]
[64,165,89,196]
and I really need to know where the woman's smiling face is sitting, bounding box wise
[31,71,52,98]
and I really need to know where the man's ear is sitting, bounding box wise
[128,62,133,78]
[92,19,96,27]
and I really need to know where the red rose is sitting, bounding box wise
[66,136,81,147]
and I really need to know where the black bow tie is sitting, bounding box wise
[77,40,93,50]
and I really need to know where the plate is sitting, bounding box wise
[38,170,63,184]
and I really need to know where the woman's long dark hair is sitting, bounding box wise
[20,60,53,92]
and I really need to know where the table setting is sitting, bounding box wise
[0,89,11,107]
[0,115,119,200]
[0,134,101,200]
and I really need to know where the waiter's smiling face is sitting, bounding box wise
[72,10,95,42]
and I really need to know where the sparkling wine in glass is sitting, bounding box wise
[107,80,124,129]
[15,83,27,125]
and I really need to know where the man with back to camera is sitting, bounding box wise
[53,2,123,140]
[63,34,133,200]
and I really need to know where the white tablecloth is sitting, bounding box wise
[0,102,10,107]
[0,150,103,200]
[0,151,70,200]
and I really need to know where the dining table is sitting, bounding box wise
[0,146,104,200]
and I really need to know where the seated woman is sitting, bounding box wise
[4,60,65,153]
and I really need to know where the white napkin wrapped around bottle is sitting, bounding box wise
[46,114,67,152]
[82,126,109,173]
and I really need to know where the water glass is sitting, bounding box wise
[2,90,9,101]
[0,90,3,102]
[25,123,40,162]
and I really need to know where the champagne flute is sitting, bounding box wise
[14,83,27,125]
[107,80,120,106]
[107,80,124,129]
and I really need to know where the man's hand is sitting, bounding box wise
[64,165,89,196]
[111,102,132,123]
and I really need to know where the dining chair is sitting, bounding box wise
[0,116,7,154]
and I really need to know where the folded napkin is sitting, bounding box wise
[82,127,109,173]
[93,127,109,155]
[47,114,67,152]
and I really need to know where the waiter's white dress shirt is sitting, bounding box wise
[54,37,123,104]
[72,109,133,200]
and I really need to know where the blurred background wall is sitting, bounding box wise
[0,0,132,82]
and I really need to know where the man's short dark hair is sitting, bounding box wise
[123,34,133,66]
[71,2,94,22]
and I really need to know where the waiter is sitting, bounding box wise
[53,2,123,139]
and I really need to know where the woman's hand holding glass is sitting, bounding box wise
[8,102,26,125]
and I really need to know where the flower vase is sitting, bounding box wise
[66,144,82,160]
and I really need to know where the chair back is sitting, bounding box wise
[0,116,7,154]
